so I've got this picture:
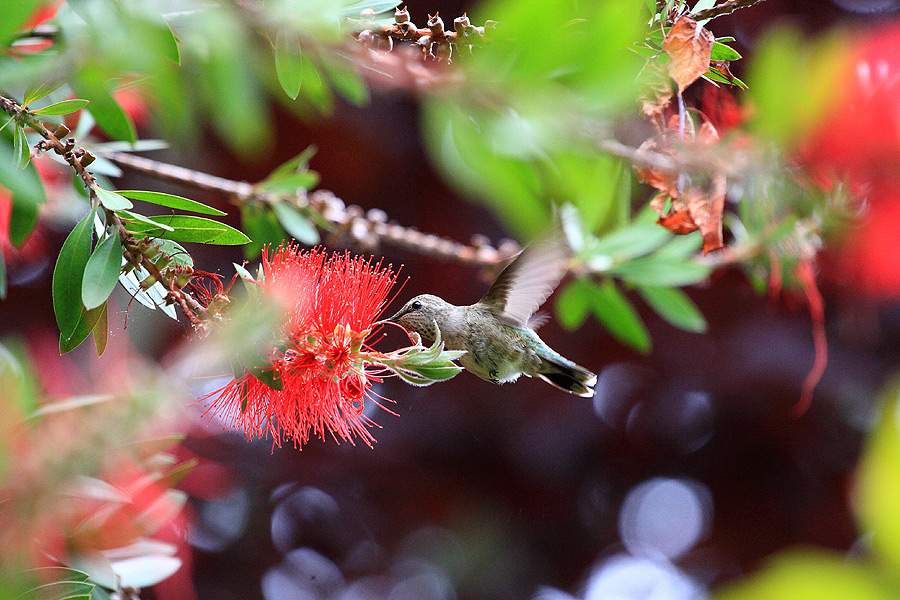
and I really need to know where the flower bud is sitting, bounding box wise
[153,253,172,270]
[357,29,376,47]
[140,275,157,290]
[397,21,416,38]
[142,244,160,260]
[366,208,388,223]
[454,14,472,36]
[80,151,95,167]
[427,13,444,37]
[53,124,70,139]
[175,271,193,289]
[376,34,393,52]
[394,6,410,23]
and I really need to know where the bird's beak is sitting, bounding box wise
[385,309,404,323]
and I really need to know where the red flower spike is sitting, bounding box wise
[202,245,399,449]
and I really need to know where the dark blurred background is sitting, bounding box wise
[4,1,900,599]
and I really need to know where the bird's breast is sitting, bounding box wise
[441,310,540,383]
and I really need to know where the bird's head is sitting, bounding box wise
[385,294,451,341]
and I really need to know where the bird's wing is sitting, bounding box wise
[478,229,570,327]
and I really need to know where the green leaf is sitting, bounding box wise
[233,262,255,282]
[152,239,193,268]
[340,0,401,16]
[9,192,39,247]
[246,362,283,390]
[124,214,250,245]
[198,12,272,154]
[269,145,317,180]
[90,585,114,600]
[82,232,123,309]
[92,186,133,211]
[590,224,673,262]
[241,204,287,259]
[72,70,137,144]
[255,173,320,193]
[292,53,332,113]
[710,41,742,61]
[611,258,710,287]
[552,155,629,238]
[856,384,900,570]
[555,278,593,331]
[93,302,108,357]
[119,210,174,231]
[592,279,651,353]
[320,57,369,106]
[275,28,304,100]
[93,139,169,152]
[638,285,707,333]
[653,234,702,260]
[16,580,95,600]
[0,0,41,47]
[705,68,749,90]
[24,566,92,583]
[0,141,46,216]
[14,126,31,168]
[423,101,550,238]
[52,209,96,338]
[714,550,893,600]
[272,203,319,244]
[132,3,181,64]
[60,303,106,355]
[32,99,90,116]
[23,80,64,107]
[116,190,226,216]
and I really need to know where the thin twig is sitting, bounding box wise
[691,0,768,21]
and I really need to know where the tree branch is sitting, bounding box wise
[95,149,520,266]
[0,95,213,326]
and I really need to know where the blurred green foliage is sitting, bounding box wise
[856,383,900,571]
[715,550,894,600]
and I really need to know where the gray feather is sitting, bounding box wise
[478,229,570,327]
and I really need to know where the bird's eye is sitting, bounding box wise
[411,300,422,310]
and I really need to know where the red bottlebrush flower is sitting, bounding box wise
[799,24,900,297]
[202,245,400,449]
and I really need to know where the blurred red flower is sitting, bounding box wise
[802,24,900,297]
[203,245,399,449]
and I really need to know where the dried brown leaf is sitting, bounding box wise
[663,16,714,94]
[684,174,726,254]
[658,210,699,235]
[634,138,681,197]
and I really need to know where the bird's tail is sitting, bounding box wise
[537,354,597,398]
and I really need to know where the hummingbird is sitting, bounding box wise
[387,230,597,397]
